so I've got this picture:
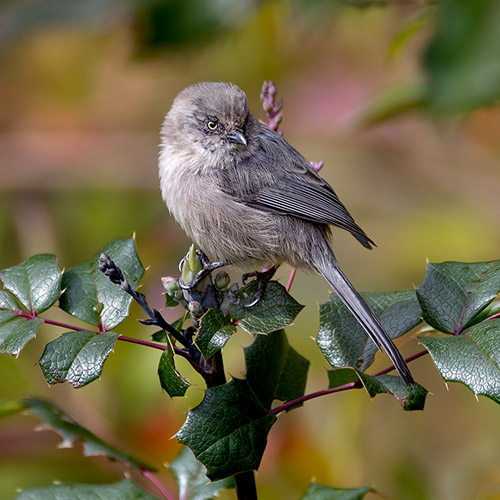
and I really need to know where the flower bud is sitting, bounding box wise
[214,271,231,290]
[188,300,202,317]
[161,276,180,296]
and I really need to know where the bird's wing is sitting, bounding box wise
[244,170,374,249]
[219,123,374,248]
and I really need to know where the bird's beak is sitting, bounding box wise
[227,130,247,146]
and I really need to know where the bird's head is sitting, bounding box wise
[161,82,252,171]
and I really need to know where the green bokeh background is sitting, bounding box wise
[1,1,500,499]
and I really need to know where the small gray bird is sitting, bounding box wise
[159,82,414,385]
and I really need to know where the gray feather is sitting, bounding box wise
[313,244,414,385]
[220,123,374,249]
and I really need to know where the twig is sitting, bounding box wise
[271,349,429,415]
[141,468,175,500]
[15,311,93,332]
[271,381,359,415]
[484,311,500,322]
[234,470,258,500]
[117,335,168,351]
[99,253,189,349]
[373,348,428,377]
[285,268,296,292]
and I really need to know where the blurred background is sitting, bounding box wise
[1,0,500,499]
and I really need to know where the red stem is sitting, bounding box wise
[285,268,296,292]
[141,468,175,500]
[271,381,358,415]
[117,335,168,351]
[271,348,429,415]
[16,311,91,332]
[484,312,500,321]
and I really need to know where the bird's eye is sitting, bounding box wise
[207,120,218,130]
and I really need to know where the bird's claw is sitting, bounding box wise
[242,266,277,308]
[242,271,258,285]
[178,251,231,291]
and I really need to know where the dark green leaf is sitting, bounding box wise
[0,254,61,313]
[152,330,168,342]
[172,315,186,332]
[301,483,371,500]
[0,290,21,311]
[21,397,155,470]
[170,446,234,500]
[165,291,180,307]
[327,367,427,411]
[244,329,309,409]
[158,347,190,398]
[0,310,17,323]
[416,260,500,334]
[39,331,118,388]
[177,378,277,481]
[230,281,304,334]
[196,309,236,359]
[424,0,500,114]
[0,317,43,355]
[317,290,421,372]
[274,344,310,406]
[421,319,500,404]
[0,291,19,322]
[15,478,159,500]
[59,238,144,330]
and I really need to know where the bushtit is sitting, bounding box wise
[159,82,413,385]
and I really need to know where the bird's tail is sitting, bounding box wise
[315,252,414,385]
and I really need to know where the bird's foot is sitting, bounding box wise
[179,250,230,290]
[242,266,277,307]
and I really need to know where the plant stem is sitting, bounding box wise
[271,349,429,415]
[234,470,258,500]
[271,382,358,415]
[285,268,296,292]
[201,350,258,499]
[484,311,500,321]
[117,335,168,351]
[16,311,94,332]
[141,468,175,500]
[373,348,428,377]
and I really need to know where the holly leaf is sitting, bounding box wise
[21,397,155,470]
[327,367,426,411]
[244,329,309,409]
[301,483,372,500]
[195,308,236,359]
[59,238,144,330]
[416,260,500,334]
[421,318,500,404]
[169,446,234,500]
[158,346,191,398]
[177,378,276,481]
[14,479,159,500]
[0,290,20,310]
[39,331,118,388]
[230,281,303,334]
[317,290,421,372]
[0,317,43,355]
[0,254,61,314]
